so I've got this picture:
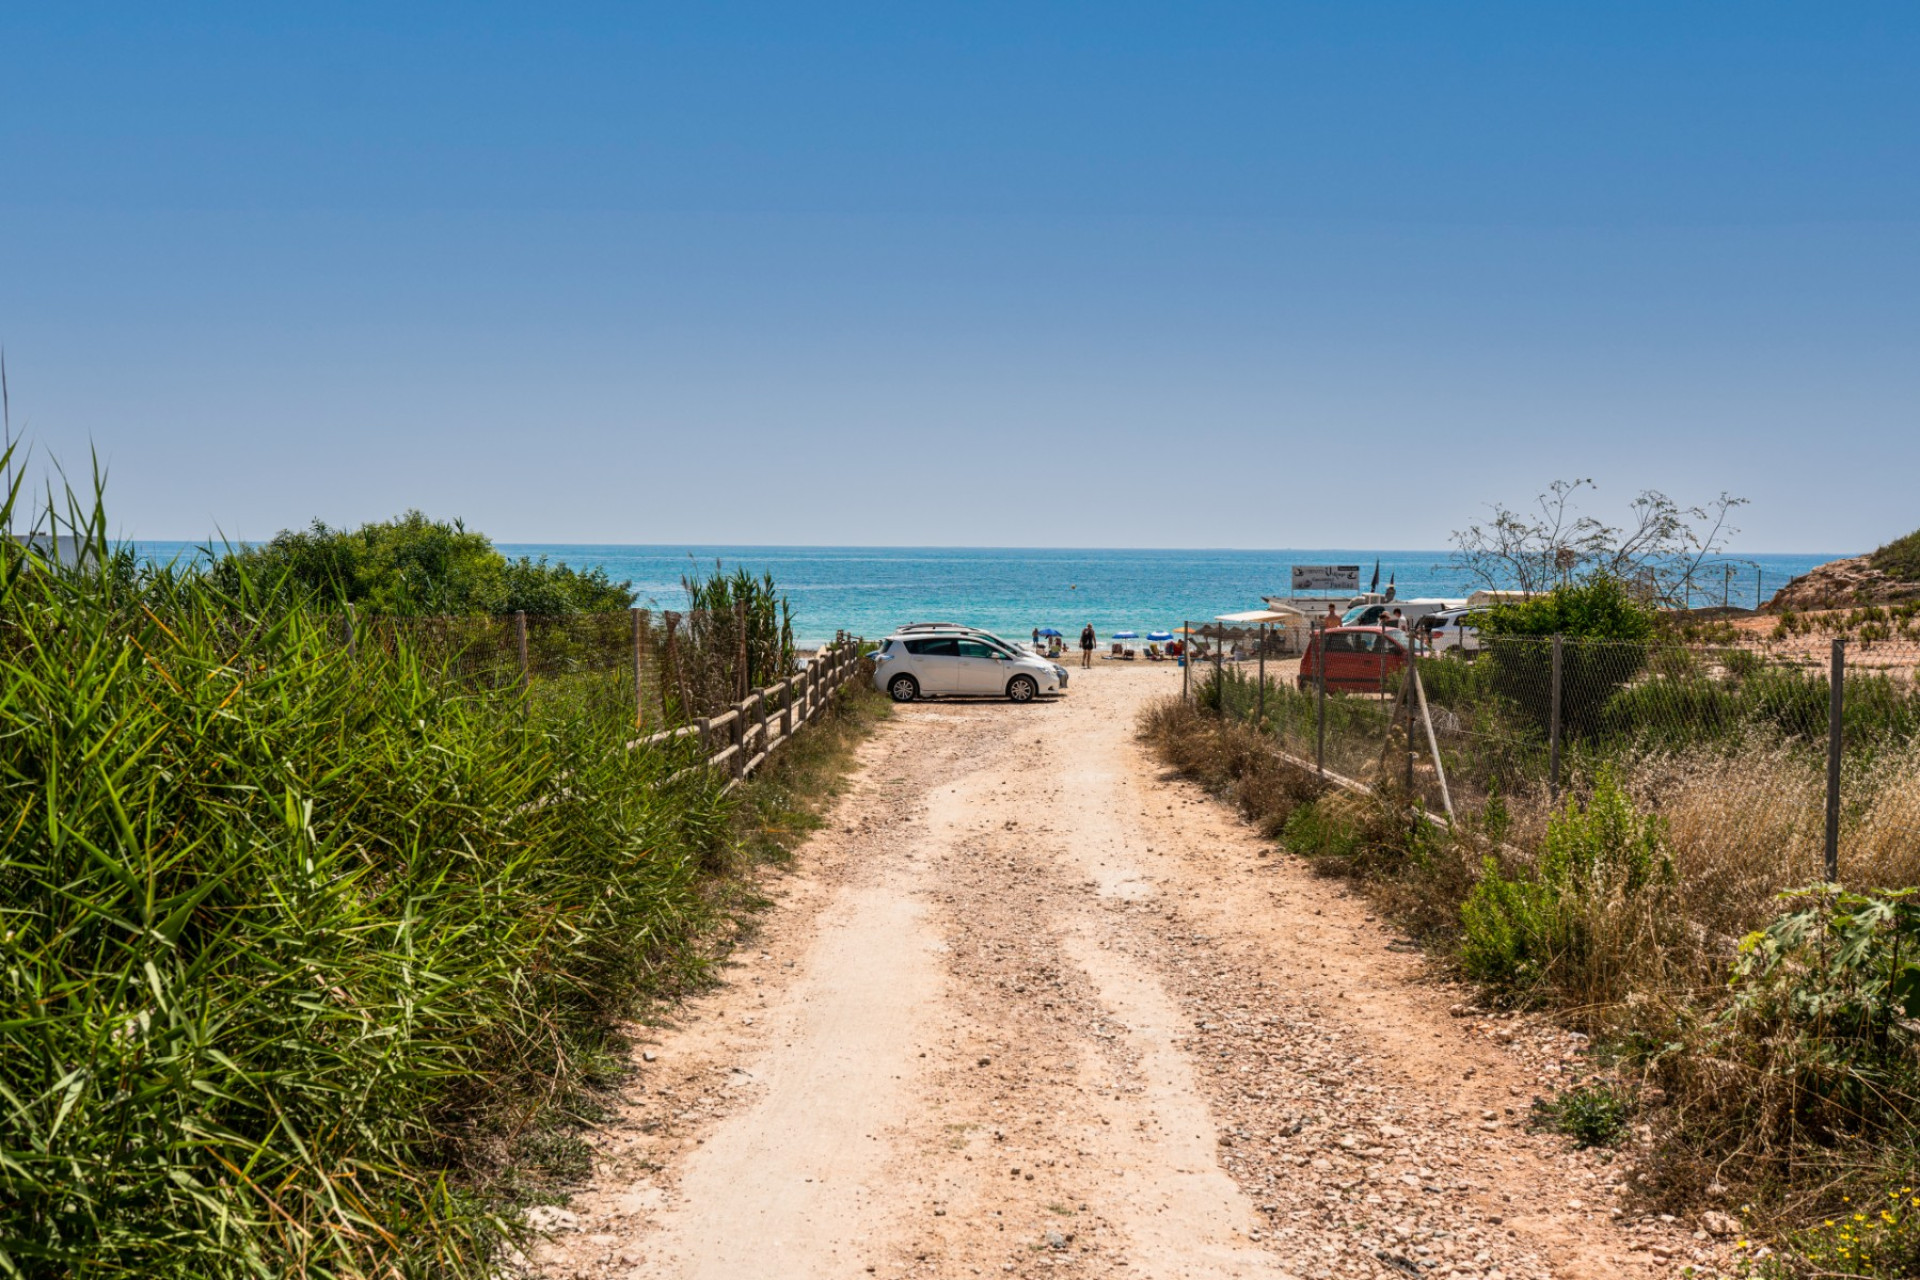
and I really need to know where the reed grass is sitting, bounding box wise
[0,474,753,1278]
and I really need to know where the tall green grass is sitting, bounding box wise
[0,478,733,1278]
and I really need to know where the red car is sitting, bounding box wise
[1296,625,1410,693]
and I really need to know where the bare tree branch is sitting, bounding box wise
[1451,481,1745,606]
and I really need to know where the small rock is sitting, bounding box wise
[1045,1230,1070,1250]
[524,1205,579,1233]
[1701,1211,1738,1238]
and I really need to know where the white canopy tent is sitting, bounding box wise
[1204,606,1310,656]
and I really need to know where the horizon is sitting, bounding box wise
[132,536,1857,559]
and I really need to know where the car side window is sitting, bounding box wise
[1323,633,1359,654]
[905,637,959,657]
[956,640,997,659]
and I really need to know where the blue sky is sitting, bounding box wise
[1,3,1914,550]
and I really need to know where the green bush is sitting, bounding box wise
[1869,526,1920,584]
[1458,770,1670,1000]
[0,496,729,1277]
[1530,1084,1632,1148]
[216,510,636,615]
[1477,574,1659,643]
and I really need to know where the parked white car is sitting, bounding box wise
[871,629,1067,702]
[1419,607,1484,655]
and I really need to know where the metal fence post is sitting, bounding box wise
[1826,637,1845,882]
[514,610,531,697]
[1755,565,1763,611]
[1314,622,1326,775]
[1548,633,1564,805]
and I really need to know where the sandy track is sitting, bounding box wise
[531,664,1728,1280]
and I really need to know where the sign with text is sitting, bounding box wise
[1291,564,1361,592]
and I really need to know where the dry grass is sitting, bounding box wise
[1139,690,1920,1268]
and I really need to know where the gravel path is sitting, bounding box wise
[529,664,1729,1280]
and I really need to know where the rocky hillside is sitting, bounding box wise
[1766,527,1920,611]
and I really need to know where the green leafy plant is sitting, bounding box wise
[1459,769,1671,1000]
[216,510,636,614]
[1530,1083,1632,1148]
[0,471,795,1279]
[1730,887,1920,1056]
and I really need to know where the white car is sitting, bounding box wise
[871,629,1067,703]
[1420,607,1483,655]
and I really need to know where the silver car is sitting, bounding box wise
[871,630,1067,703]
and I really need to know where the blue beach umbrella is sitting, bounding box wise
[1147,631,1174,642]
[1036,627,1063,637]
[1112,630,1139,640]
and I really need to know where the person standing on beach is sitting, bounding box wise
[1079,623,1096,668]
[1032,627,1040,649]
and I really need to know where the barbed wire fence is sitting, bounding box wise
[1186,625,1920,892]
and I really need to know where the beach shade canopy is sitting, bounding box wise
[1215,607,1307,625]
[1147,631,1174,642]
[1111,630,1139,640]
[1036,627,1063,637]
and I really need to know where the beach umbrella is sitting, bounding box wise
[1036,627,1063,637]
[1147,631,1174,642]
[1112,630,1139,640]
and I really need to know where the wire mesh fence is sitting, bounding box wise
[1188,629,1920,889]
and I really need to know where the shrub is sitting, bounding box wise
[1869,526,1920,584]
[1478,574,1660,643]
[1759,1186,1920,1279]
[1530,1084,1633,1148]
[216,510,636,615]
[0,489,738,1278]
[1457,769,1672,1007]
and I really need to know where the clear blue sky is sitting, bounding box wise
[2,3,1914,551]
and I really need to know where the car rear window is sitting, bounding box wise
[904,637,960,656]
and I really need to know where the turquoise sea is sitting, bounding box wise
[134,543,1838,647]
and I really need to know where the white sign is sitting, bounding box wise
[1291,564,1361,592]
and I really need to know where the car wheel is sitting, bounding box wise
[1006,675,1037,703]
[887,674,920,702]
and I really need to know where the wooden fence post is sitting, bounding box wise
[735,601,749,701]
[514,611,530,697]
[630,607,646,730]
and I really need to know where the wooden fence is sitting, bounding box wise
[631,636,868,787]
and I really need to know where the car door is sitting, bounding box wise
[953,638,1008,695]
[903,636,962,693]
[1321,630,1364,688]
[1344,630,1393,690]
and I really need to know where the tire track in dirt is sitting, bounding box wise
[529,667,1729,1280]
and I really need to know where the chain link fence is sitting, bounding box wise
[1189,628,1920,897]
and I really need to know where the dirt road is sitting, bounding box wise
[530,664,1728,1280]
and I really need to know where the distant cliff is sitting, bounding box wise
[1765,529,1920,611]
